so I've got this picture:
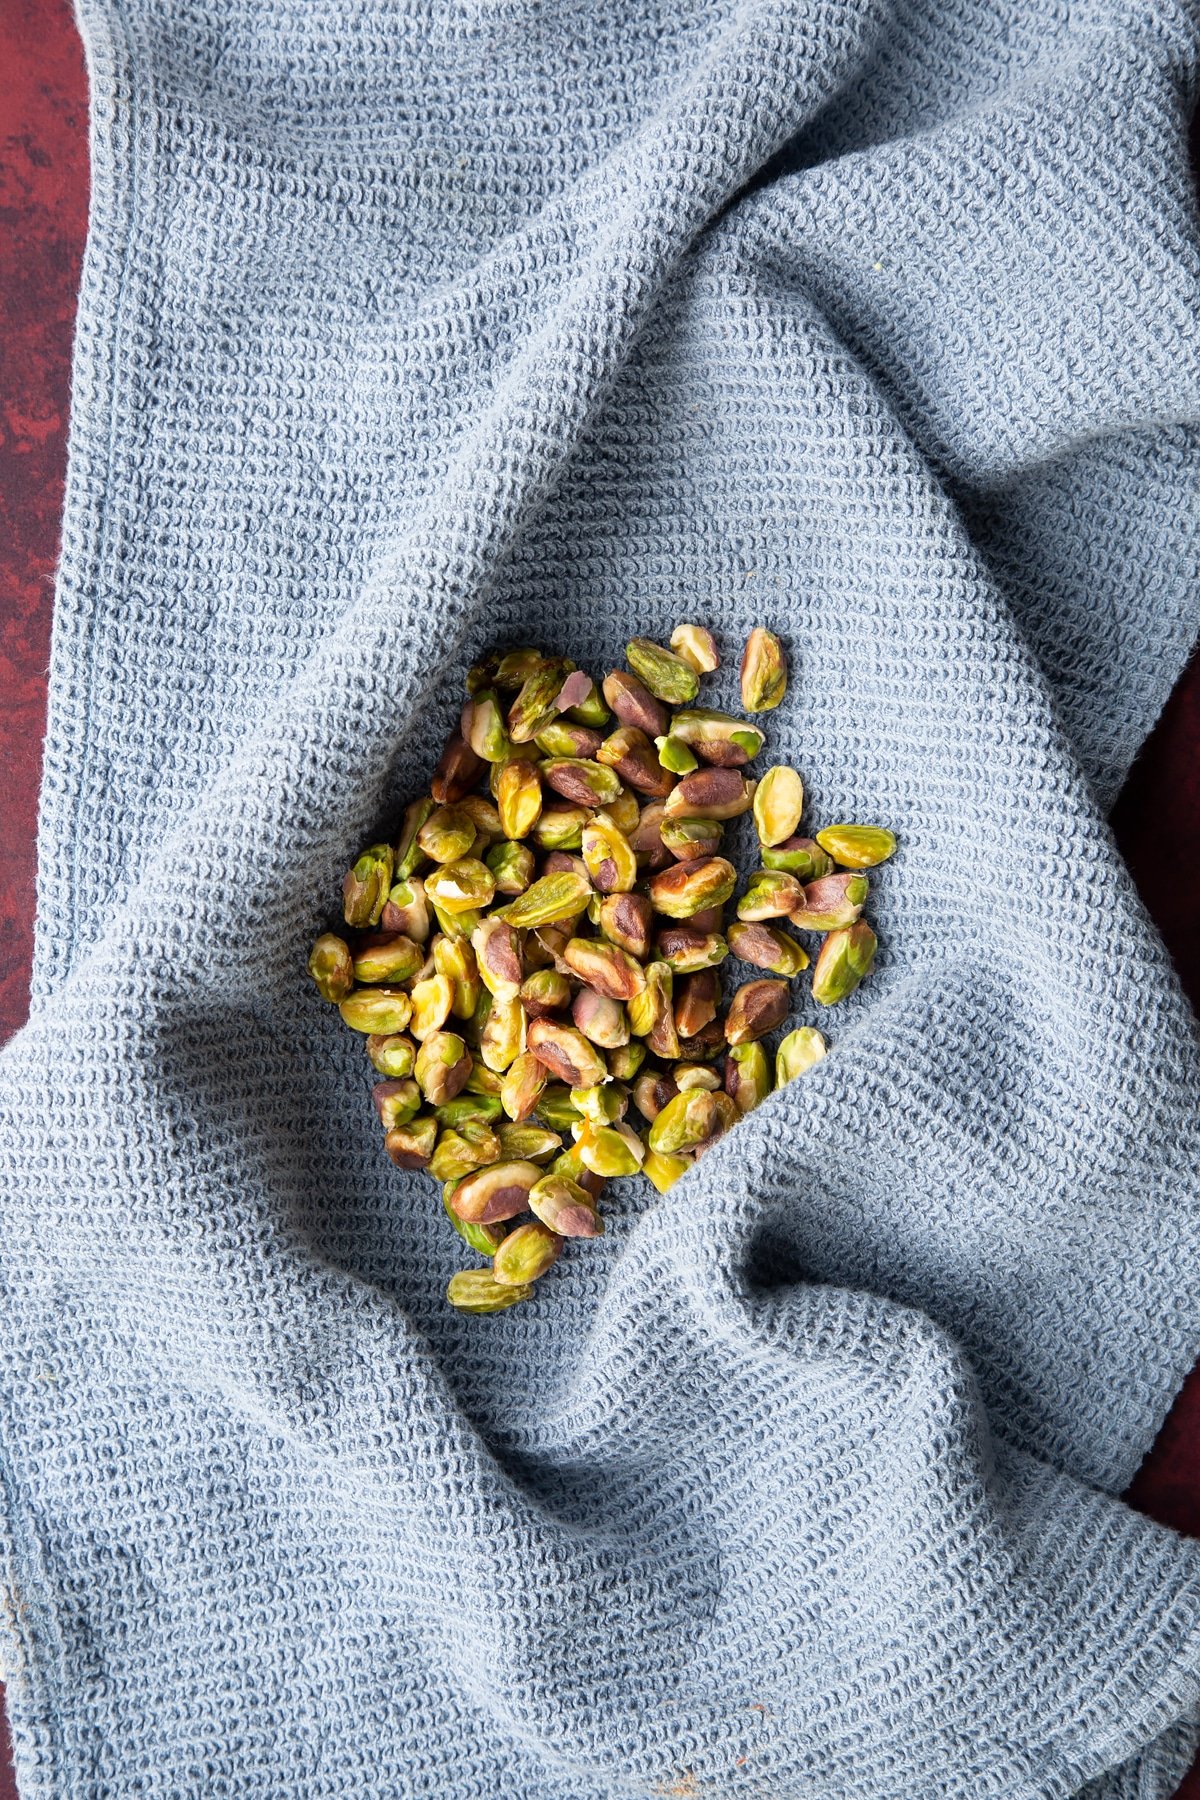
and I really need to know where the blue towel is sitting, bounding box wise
[2,0,1200,1793]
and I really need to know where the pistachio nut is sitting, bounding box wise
[672,1062,721,1092]
[486,839,536,896]
[724,979,790,1045]
[669,707,764,768]
[496,1122,562,1163]
[601,669,670,738]
[497,870,592,929]
[811,921,877,1005]
[539,757,622,810]
[407,972,454,1040]
[581,817,638,894]
[739,627,787,713]
[431,733,486,805]
[629,800,671,871]
[526,1017,609,1088]
[535,1084,582,1132]
[450,1159,543,1223]
[436,1093,503,1130]
[423,857,496,915]
[775,1027,828,1082]
[752,765,805,848]
[815,824,897,870]
[518,968,573,1019]
[795,872,869,932]
[692,1091,740,1152]
[492,1219,563,1285]
[669,623,719,674]
[532,803,588,851]
[647,1089,723,1155]
[308,932,354,1003]
[380,877,431,942]
[726,921,809,977]
[571,987,630,1049]
[432,935,481,1018]
[724,1041,771,1114]
[395,797,436,881]
[563,679,610,728]
[500,1049,548,1122]
[594,725,675,798]
[479,993,526,1071]
[761,835,833,880]
[464,1061,505,1097]
[570,1081,627,1125]
[429,1123,503,1183]
[507,657,575,743]
[528,1174,604,1238]
[660,816,723,863]
[576,1121,645,1178]
[414,1031,473,1106]
[366,1032,417,1078]
[562,937,646,1002]
[534,720,603,760]
[384,1115,439,1169]
[461,688,512,763]
[648,855,737,920]
[442,1184,509,1257]
[446,1268,533,1313]
[676,1016,727,1062]
[655,735,699,775]
[430,902,483,942]
[645,970,682,1061]
[674,967,720,1039]
[599,789,640,836]
[653,925,729,973]
[495,758,543,840]
[663,767,754,821]
[632,1071,677,1123]
[493,646,548,688]
[372,1078,422,1129]
[606,1040,647,1082]
[597,892,653,961]
[342,843,395,929]
[471,916,525,1001]
[736,869,807,922]
[642,1148,693,1192]
[459,794,503,842]
[687,906,725,933]
[339,986,414,1035]
[627,959,671,1038]
[625,637,700,705]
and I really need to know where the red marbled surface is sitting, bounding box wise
[0,2,1196,1791]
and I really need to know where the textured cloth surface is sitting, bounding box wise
[2,1,1200,1796]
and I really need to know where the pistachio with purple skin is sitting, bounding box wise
[414,1031,473,1106]
[648,855,737,920]
[660,816,723,862]
[653,925,729,973]
[674,968,720,1039]
[366,1032,416,1078]
[581,818,638,893]
[561,937,647,1002]
[571,987,630,1049]
[724,979,790,1045]
[535,720,604,760]
[601,670,670,739]
[518,968,573,1018]
[597,891,653,961]
[528,1174,604,1238]
[450,1160,543,1223]
[526,1017,609,1089]
[662,767,755,821]
[724,1041,771,1114]
[595,726,675,798]
[540,757,624,809]
[735,869,807,922]
[471,916,525,1001]
[669,708,764,768]
[500,1049,548,1122]
[384,1116,439,1169]
[431,734,486,805]
[726,921,809,977]
[373,1078,422,1130]
[380,877,431,941]
[632,1071,678,1123]
[507,657,575,743]
[630,800,672,870]
[794,871,869,932]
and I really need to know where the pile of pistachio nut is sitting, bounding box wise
[308,627,895,1314]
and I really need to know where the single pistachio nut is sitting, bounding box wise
[497,1122,562,1163]
[493,646,549,689]
[643,1148,693,1192]
[526,1017,609,1088]
[736,869,807,922]
[601,669,670,738]
[599,790,640,836]
[632,1071,678,1122]
[433,934,481,1019]
[459,794,503,842]
[471,916,525,1001]
[395,798,436,881]
[424,857,496,915]
[660,816,723,863]
[373,1078,422,1129]
[669,623,719,675]
[776,1027,828,1082]
[518,968,572,1019]
[655,735,699,775]
[492,1219,563,1286]
[724,1041,771,1114]
[570,1082,627,1125]
[625,638,700,705]
[595,725,675,799]
[647,1089,723,1155]
[726,921,809,977]
[571,987,630,1049]
[415,1031,473,1106]
[753,766,805,848]
[692,1090,740,1152]
[724,979,790,1045]
[431,734,486,805]
[597,892,653,961]
[500,1049,548,1122]
[446,1268,533,1313]
[497,870,592,929]
[339,986,414,1035]
[366,1031,417,1078]
[495,759,543,840]
[381,877,431,942]
[342,843,395,929]
[535,720,603,760]
[607,1040,647,1082]
[461,689,513,763]
[531,803,588,851]
[442,1184,509,1256]
[630,800,672,870]
[562,937,646,1002]
[740,627,787,713]
[407,972,455,1040]
[436,1093,503,1130]
[676,1016,727,1063]
[628,959,671,1038]
[811,921,877,1005]
[431,902,484,942]
[646,982,682,1062]
[795,871,869,932]
[486,839,536,896]
[384,1115,439,1169]
[450,1159,542,1223]
[479,993,526,1072]
[672,1062,721,1092]
[308,932,354,1003]
[577,1121,645,1178]
[528,1174,604,1237]
[417,805,475,865]
[536,1084,582,1132]
[663,767,754,821]
[464,1061,505,1097]
[670,707,764,768]
[581,818,638,894]
[674,968,720,1039]
[507,657,575,743]
[648,855,737,920]
[653,925,729,973]
[761,835,833,880]
[815,824,897,870]
[429,1124,502,1182]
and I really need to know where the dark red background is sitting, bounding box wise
[0,3,1197,1792]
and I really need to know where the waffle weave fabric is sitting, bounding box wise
[1,0,1200,1794]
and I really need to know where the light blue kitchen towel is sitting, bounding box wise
[2,0,1200,1794]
